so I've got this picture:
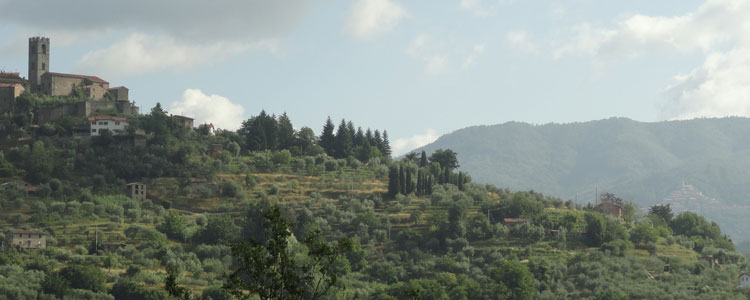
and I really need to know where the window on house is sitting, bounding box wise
[115,121,120,125]
[91,121,95,125]
[92,129,97,133]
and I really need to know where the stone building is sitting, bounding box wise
[0,83,25,114]
[41,72,110,100]
[108,86,129,101]
[171,114,194,129]
[5,229,46,249]
[126,182,146,201]
[0,37,140,120]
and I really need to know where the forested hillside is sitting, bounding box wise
[0,101,749,299]
[414,117,750,241]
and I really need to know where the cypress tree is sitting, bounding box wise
[398,165,405,195]
[373,130,383,151]
[387,166,399,198]
[320,117,336,156]
[406,169,413,195]
[416,169,423,196]
[419,150,428,167]
[427,176,433,194]
[458,172,464,191]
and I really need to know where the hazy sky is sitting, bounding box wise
[3,0,748,155]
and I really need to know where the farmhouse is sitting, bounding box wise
[5,229,46,249]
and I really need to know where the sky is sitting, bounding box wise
[2,0,749,155]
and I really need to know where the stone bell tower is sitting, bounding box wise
[28,37,50,92]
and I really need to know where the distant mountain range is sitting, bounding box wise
[415,117,750,241]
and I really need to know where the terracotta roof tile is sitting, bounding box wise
[44,72,109,84]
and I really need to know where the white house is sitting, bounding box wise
[89,116,128,136]
[738,273,750,288]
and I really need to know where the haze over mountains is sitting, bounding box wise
[415,117,750,241]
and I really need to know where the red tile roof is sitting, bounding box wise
[0,72,21,78]
[44,72,109,84]
[89,116,127,121]
[0,83,22,88]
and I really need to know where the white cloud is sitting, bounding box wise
[74,33,278,79]
[393,129,440,156]
[461,44,486,69]
[555,0,750,59]
[405,34,448,75]
[506,31,538,54]
[168,89,246,131]
[661,49,750,120]
[345,0,407,39]
[554,0,750,120]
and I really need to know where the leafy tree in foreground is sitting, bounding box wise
[224,205,352,300]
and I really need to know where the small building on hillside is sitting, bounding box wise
[594,202,623,219]
[594,193,624,220]
[89,116,128,136]
[738,273,750,288]
[5,229,46,249]
[126,182,146,201]
[171,114,194,129]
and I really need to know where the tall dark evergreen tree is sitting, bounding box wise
[277,112,295,150]
[373,130,383,151]
[419,150,428,167]
[334,119,354,158]
[381,130,392,158]
[354,127,365,147]
[365,129,374,146]
[388,166,400,198]
[346,121,356,142]
[320,117,336,156]
[416,169,423,196]
[405,169,413,194]
[398,165,405,195]
[458,172,464,191]
[239,110,278,151]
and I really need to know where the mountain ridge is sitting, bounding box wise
[415,116,750,240]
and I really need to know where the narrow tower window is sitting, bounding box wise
[42,63,46,70]
[42,44,47,54]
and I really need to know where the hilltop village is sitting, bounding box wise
[0,37,196,136]
[0,38,749,300]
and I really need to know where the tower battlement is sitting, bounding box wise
[29,37,50,42]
